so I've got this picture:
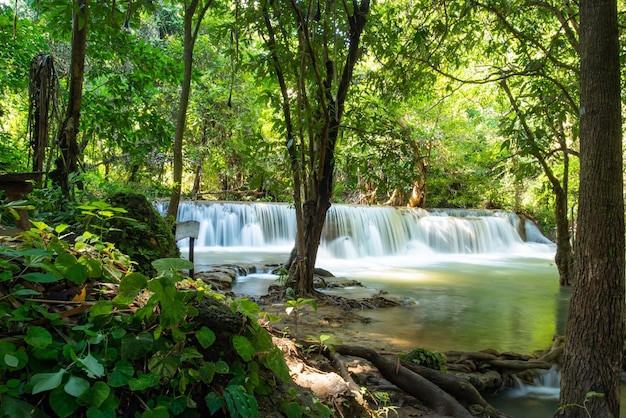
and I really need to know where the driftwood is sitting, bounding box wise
[334,344,475,418]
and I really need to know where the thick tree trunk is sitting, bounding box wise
[55,0,87,195]
[558,0,624,416]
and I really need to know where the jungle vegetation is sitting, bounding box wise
[0,0,625,416]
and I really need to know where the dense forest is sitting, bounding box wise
[2,0,597,228]
[0,0,624,417]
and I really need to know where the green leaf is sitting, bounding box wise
[77,353,105,378]
[85,392,119,418]
[148,277,187,328]
[64,375,90,397]
[89,301,113,319]
[263,346,290,382]
[224,385,258,418]
[0,394,50,418]
[108,360,134,388]
[11,289,41,297]
[20,272,59,283]
[113,273,148,306]
[215,360,229,374]
[151,258,194,272]
[55,253,78,272]
[121,332,154,360]
[282,401,303,418]
[233,298,261,319]
[24,326,53,349]
[90,381,111,408]
[55,224,70,234]
[65,263,89,285]
[204,392,223,415]
[200,362,216,384]
[140,406,169,418]
[81,257,103,279]
[147,353,178,380]
[4,353,19,368]
[232,335,255,362]
[118,273,148,294]
[195,326,216,349]
[30,369,67,394]
[128,372,160,391]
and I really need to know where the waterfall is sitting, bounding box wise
[508,366,561,400]
[155,201,554,258]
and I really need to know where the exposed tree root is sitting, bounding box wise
[332,344,475,418]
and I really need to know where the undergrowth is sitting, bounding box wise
[0,207,332,417]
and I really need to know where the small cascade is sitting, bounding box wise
[156,201,554,258]
[508,366,561,400]
[488,366,561,417]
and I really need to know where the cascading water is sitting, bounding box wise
[487,366,561,417]
[155,201,554,258]
[156,201,567,418]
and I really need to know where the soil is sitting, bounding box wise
[257,299,442,417]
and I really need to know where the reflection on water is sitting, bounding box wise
[317,253,565,354]
[190,248,626,418]
[195,249,565,354]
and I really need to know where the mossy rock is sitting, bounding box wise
[101,193,180,277]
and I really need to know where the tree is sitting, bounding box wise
[52,0,88,194]
[166,0,214,221]
[474,0,580,285]
[558,0,624,416]
[256,0,370,294]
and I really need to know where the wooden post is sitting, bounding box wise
[175,220,200,278]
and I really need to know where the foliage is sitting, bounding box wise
[96,193,180,277]
[0,216,331,418]
[556,391,605,418]
[401,347,447,372]
[283,287,317,338]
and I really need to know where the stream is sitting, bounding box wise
[161,201,625,417]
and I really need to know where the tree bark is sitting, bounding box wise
[554,186,574,286]
[29,53,57,184]
[262,0,370,296]
[55,0,88,195]
[166,0,213,221]
[558,0,624,416]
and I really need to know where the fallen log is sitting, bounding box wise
[334,344,474,418]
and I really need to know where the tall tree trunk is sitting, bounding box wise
[166,4,194,221]
[554,186,574,286]
[500,79,575,286]
[558,0,624,416]
[166,0,213,221]
[261,0,370,295]
[29,53,57,185]
[55,0,87,195]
